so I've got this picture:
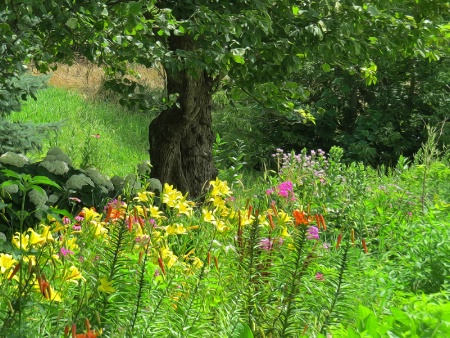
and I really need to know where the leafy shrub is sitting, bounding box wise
[0,149,159,234]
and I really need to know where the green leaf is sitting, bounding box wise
[232,55,245,64]
[322,63,331,72]
[1,169,21,179]
[292,6,300,15]
[366,5,380,17]
[48,207,73,221]
[0,181,17,188]
[31,176,61,189]
[65,18,78,29]
[0,202,11,210]
[29,185,45,196]
[232,322,254,338]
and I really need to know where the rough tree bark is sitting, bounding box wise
[148,35,218,198]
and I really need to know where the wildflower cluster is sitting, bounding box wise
[273,148,329,185]
[0,175,371,337]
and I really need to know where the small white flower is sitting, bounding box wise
[0,152,29,167]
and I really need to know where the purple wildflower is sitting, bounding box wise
[259,238,274,250]
[277,181,293,198]
[307,226,319,240]
[60,247,74,256]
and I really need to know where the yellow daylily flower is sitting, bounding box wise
[64,266,85,284]
[191,257,203,270]
[165,223,187,236]
[65,237,79,251]
[0,253,17,274]
[98,278,115,293]
[215,220,229,233]
[28,228,46,246]
[46,285,62,302]
[175,201,193,217]
[40,225,54,242]
[210,195,226,209]
[81,207,102,221]
[160,247,178,268]
[90,221,108,238]
[134,191,155,203]
[167,255,178,268]
[258,214,269,227]
[149,205,164,219]
[281,226,291,238]
[23,255,37,266]
[12,232,30,251]
[209,177,232,197]
[202,209,215,223]
[277,211,293,225]
[240,214,254,226]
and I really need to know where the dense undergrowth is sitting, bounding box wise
[1,137,449,337]
[1,85,449,337]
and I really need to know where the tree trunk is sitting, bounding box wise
[148,36,217,198]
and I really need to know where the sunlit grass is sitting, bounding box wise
[9,86,152,177]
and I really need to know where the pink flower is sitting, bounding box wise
[315,272,324,281]
[72,225,81,231]
[277,181,293,198]
[69,197,81,203]
[60,247,74,256]
[307,226,319,240]
[259,238,273,250]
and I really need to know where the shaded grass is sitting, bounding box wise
[9,86,152,177]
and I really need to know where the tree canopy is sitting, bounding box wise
[1,0,449,195]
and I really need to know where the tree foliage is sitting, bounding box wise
[1,0,449,194]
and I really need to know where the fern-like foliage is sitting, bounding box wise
[273,225,310,337]
[318,242,359,335]
[92,219,133,336]
[0,119,61,156]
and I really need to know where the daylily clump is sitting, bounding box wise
[0,176,333,336]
